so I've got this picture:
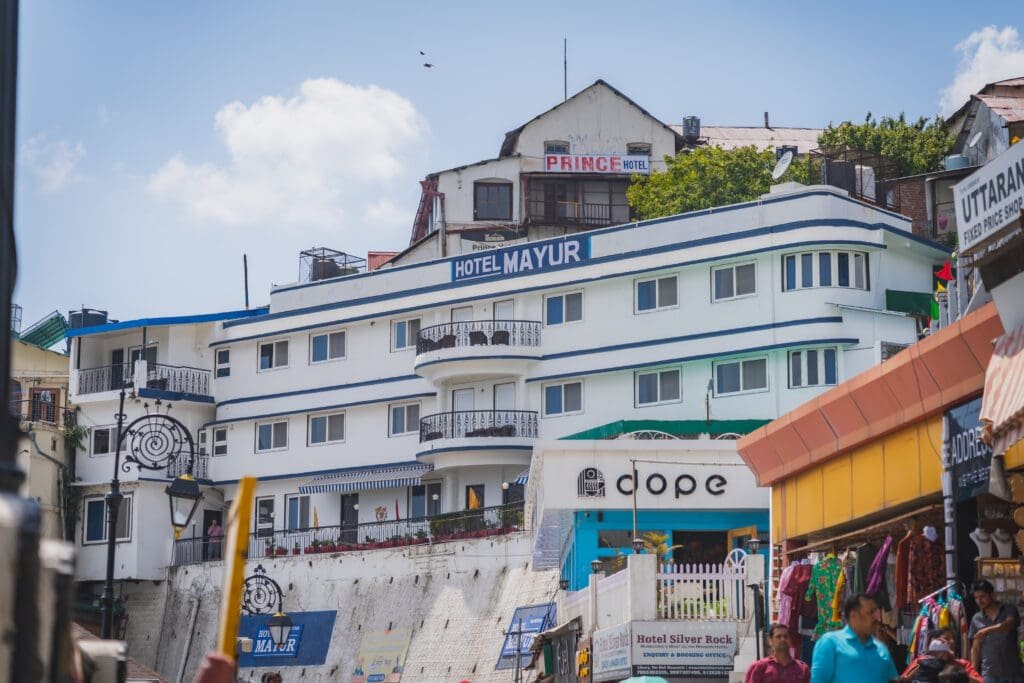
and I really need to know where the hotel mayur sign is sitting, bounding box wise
[544,153,651,175]
[955,140,1024,253]
[451,236,590,282]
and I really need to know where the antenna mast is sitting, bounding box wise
[563,38,567,101]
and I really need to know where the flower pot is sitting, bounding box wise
[304,547,314,554]
[265,548,275,557]
[276,548,288,556]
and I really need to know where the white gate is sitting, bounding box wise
[657,550,747,620]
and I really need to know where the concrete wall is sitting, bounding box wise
[154,533,558,682]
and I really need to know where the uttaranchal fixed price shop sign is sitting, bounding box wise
[955,140,1024,253]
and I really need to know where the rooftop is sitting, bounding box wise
[672,125,823,154]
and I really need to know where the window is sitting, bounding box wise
[198,428,207,455]
[783,250,869,291]
[598,529,658,549]
[311,330,346,363]
[545,292,583,325]
[92,426,115,456]
[409,482,443,518]
[712,263,756,301]
[636,275,678,312]
[714,358,768,395]
[789,348,838,388]
[626,143,651,155]
[215,349,230,378]
[544,381,583,416]
[286,494,310,531]
[83,495,131,543]
[390,403,420,436]
[213,428,228,456]
[636,368,681,406]
[474,182,513,221]
[544,140,570,154]
[391,318,421,351]
[309,412,345,445]
[527,179,630,227]
[256,420,288,452]
[258,340,289,370]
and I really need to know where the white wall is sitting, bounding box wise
[435,156,524,227]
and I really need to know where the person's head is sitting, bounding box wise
[928,639,954,663]
[767,623,791,655]
[843,593,880,637]
[938,665,969,683]
[929,627,956,651]
[972,580,995,610]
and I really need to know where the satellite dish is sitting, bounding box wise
[968,131,983,148]
[771,151,794,180]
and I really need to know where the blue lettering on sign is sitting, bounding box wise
[237,611,337,668]
[253,625,303,658]
[451,236,590,282]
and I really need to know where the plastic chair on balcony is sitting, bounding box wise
[438,334,457,349]
[469,331,489,346]
[490,330,510,346]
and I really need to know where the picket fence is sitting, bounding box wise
[657,553,748,620]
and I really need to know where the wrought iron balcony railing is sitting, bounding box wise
[8,398,74,429]
[76,364,133,395]
[170,502,525,566]
[166,452,208,481]
[419,409,538,442]
[416,319,541,355]
[145,363,211,396]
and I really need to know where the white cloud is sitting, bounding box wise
[940,25,1024,116]
[148,78,427,228]
[20,135,86,192]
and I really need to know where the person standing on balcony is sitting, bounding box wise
[810,594,898,683]
[746,623,810,683]
[207,518,223,560]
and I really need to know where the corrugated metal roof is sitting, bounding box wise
[669,125,822,153]
[974,94,1024,123]
[18,310,67,349]
[66,306,269,339]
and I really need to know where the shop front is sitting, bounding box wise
[737,303,1015,666]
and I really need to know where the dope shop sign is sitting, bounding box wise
[632,621,737,678]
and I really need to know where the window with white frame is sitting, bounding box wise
[789,348,839,388]
[635,368,681,406]
[83,495,131,543]
[714,357,769,395]
[309,412,345,445]
[636,275,678,312]
[391,318,421,351]
[389,402,420,436]
[545,140,570,154]
[215,348,231,377]
[255,420,288,452]
[286,494,310,531]
[544,381,583,416]
[198,428,208,455]
[310,330,346,363]
[545,292,583,325]
[626,142,652,156]
[212,427,228,456]
[782,250,868,291]
[258,340,289,370]
[91,426,115,456]
[409,482,443,518]
[712,263,757,301]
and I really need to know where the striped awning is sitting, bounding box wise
[981,323,1024,456]
[513,468,530,486]
[298,463,433,494]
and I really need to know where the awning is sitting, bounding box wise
[561,419,770,440]
[981,323,1024,456]
[514,468,529,486]
[298,462,433,494]
[885,289,934,317]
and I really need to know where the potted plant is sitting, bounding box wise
[275,545,288,557]
[292,542,301,556]
[265,541,275,557]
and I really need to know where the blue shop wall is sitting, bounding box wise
[563,509,768,590]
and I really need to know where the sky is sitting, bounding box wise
[13,1,1024,329]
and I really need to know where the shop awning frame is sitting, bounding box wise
[298,462,433,494]
[981,322,1024,456]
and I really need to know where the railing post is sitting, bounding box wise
[627,552,657,621]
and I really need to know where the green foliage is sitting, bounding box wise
[817,113,953,176]
[639,531,681,561]
[64,423,89,452]
[626,145,811,221]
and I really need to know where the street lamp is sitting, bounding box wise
[267,611,294,650]
[590,559,603,574]
[632,538,644,554]
[746,537,761,554]
[101,389,200,639]
[242,564,292,649]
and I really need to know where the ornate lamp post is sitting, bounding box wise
[242,564,293,650]
[100,389,201,639]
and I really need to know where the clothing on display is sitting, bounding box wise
[804,554,844,639]
[992,528,1014,558]
[904,532,945,605]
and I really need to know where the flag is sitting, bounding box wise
[313,507,319,528]
[935,260,954,282]
[935,281,947,294]
[468,488,481,510]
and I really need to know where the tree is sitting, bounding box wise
[817,113,953,176]
[626,145,809,221]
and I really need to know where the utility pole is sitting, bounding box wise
[563,38,567,101]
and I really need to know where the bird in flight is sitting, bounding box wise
[423,63,434,68]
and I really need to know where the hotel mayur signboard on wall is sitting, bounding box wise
[451,236,590,282]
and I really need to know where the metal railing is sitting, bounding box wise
[416,320,541,354]
[9,398,73,429]
[145,363,211,396]
[169,501,525,566]
[166,452,208,481]
[657,561,748,620]
[526,200,627,228]
[419,410,538,442]
[76,364,133,395]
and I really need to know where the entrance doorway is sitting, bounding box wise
[202,509,222,560]
[340,494,359,543]
[671,530,728,566]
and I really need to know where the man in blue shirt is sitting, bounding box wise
[811,593,899,683]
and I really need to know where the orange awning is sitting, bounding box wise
[981,323,1024,456]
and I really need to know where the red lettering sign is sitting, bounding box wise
[546,155,557,171]
[595,157,608,172]
[560,156,572,171]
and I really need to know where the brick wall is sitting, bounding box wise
[893,178,929,237]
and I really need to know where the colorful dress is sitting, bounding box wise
[805,554,843,639]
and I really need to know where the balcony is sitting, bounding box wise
[74,361,212,402]
[417,410,537,470]
[170,501,525,566]
[413,320,541,382]
[526,200,628,229]
[166,452,209,482]
[9,398,74,430]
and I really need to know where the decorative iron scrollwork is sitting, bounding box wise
[242,564,285,615]
[119,402,196,473]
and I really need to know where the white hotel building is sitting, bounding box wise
[64,81,944,628]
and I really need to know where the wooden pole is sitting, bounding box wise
[216,476,256,658]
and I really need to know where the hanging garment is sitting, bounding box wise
[805,554,844,638]
[894,530,914,609]
[853,541,878,594]
[906,534,945,605]
[831,564,847,623]
[866,535,894,610]
[777,563,797,627]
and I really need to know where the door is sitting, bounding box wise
[452,388,475,437]
[493,383,516,436]
[255,497,275,539]
[340,494,359,543]
[29,387,57,423]
[493,383,515,411]
[726,525,758,552]
[110,349,125,391]
[493,299,514,320]
[451,306,473,345]
[202,509,220,561]
[451,306,473,322]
